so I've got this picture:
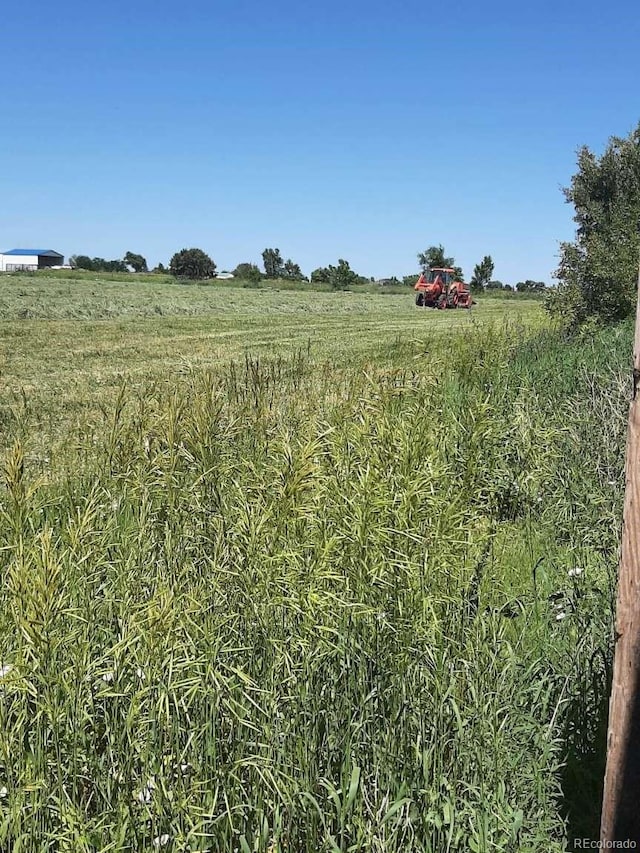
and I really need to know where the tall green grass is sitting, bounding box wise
[0,320,629,851]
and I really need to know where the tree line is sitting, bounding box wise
[69,252,149,273]
[68,247,378,290]
[168,248,372,289]
[67,244,550,295]
[68,243,547,293]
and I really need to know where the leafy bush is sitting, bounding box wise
[546,122,640,329]
[169,248,216,280]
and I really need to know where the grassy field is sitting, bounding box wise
[0,274,542,464]
[0,273,627,851]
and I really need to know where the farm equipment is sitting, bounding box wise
[414,268,472,309]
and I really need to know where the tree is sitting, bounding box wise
[310,260,360,288]
[71,255,93,270]
[68,255,128,272]
[169,248,216,280]
[262,248,284,278]
[283,259,305,280]
[327,259,360,290]
[329,259,357,289]
[153,262,166,273]
[310,267,330,283]
[418,244,453,270]
[470,255,495,292]
[417,244,464,280]
[124,251,148,273]
[546,122,640,327]
[486,280,504,290]
[69,256,127,272]
[102,259,128,273]
[516,280,547,293]
[233,262,262,282]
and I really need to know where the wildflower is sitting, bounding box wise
[0,787,7,798]
[135,777,156,804]
[136,667,146,681]
[102,671,115,683]
[0,665,13,679]
[152,835,170,848]
[136,787,152,804]
[555,612,566,621]
[568,568,583,578]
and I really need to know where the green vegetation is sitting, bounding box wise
[547,120,640,328]
[417,245,464,282]
[0,275,541,459]
[233,263,262,283]
[261,249,306,281]
[70,255,129,273]
[69,253,148,274]
[310,259,367,289]
[470,255,494,292]
[0,274,626,849]
[516,280,547,293]
[169,249,217,280]
[124,252,149,274]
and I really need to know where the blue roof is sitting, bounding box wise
[2,248,63,256]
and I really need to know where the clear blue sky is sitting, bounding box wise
[1,0,639,283]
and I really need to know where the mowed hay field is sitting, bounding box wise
[0,273,628,851]
[0,274,541,465]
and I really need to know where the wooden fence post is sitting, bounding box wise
[600,264,640,842]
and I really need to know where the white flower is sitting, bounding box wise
[153,835,170,848]
[568,568,583,578]
[555,612,567,621]
[135,777,156,804]
[136,667,146,681]
[0,665,13,679]
[180,762,191,775]
[0,787,7,798]
[102,671,115,683]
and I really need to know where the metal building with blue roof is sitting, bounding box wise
[0,249,64,272]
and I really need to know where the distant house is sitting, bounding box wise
[216,272,235,280]
[0,249,64,272]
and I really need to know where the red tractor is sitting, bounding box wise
[414,268,472,309]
